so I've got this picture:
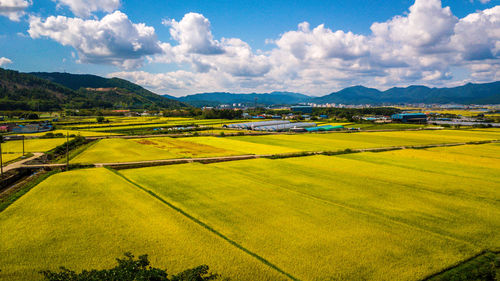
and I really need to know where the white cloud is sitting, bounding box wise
[28,11,162,69]
[52,0,120,18]
[452,6,500,61]
[0,57,12,67]
[105,1,500,96]
[163,13,224,55]
[0,0,30,21]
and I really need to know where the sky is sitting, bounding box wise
[0,0,499,97]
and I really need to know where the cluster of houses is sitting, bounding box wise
[0,121,53,134]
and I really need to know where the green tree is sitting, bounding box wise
[40,253,223,281]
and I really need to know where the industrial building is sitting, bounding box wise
[290,106,313,114]
[391,113,427,123]
[305,125,343,132]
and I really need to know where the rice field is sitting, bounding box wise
[71,129,500,164]
[120,143,500,280]
[0,168,285,281]
[18,129,122,137]
[1,138,70,154]
[1,153,24,163]
[1,136,499,280]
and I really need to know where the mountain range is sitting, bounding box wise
[174,82,500,106]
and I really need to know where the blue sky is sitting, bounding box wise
[0,0,499,96]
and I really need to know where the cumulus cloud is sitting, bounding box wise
[0,0,30,21]
[0,57,12,67]
[107,1,500,96]
[28,11,162,69]
[163,13,224,55]
[52,0,120,18]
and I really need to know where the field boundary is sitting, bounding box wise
[108,167,300,281]
[421,250,500,280]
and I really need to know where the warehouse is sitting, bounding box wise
[291,106,313,114]
[391,113,427,123]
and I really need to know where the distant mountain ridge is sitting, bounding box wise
[177,91,311,107]
[172,82,500,106]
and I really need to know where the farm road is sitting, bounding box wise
[2,153,44,172]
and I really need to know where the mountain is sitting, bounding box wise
[176,91,311,107]
[30,72,185,109]
[314,82,500,104]
[313,86,382,104]
[174,82,500,106]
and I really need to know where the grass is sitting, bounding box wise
[0,168,286,281]
[1,138,71,154]
[119,143,500,281]
[70,129,500,164]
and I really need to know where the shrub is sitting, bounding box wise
[40,252,222,281]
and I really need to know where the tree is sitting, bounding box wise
[96,116,105,123]
[40,253,223,281]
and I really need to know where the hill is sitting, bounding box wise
[30,72,185,109]
[177,91,311,107]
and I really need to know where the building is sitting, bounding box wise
[391,113,428,123]
[290,106,313,114]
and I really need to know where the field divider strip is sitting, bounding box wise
[106,167,301,281]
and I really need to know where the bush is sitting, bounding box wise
[40,252,222,281]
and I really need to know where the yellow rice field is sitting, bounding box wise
[71,129,500,164]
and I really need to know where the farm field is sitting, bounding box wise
[1,153,24,163]
[121,143,500,280]
[1,138,70,154]
[18,129,122,137]
[75,119,248,132]
[70,137,245,164]
[0,144,499,280]
[71,129,500,164]
[0,168,285,281]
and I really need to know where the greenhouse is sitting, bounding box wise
[224,120,290,129]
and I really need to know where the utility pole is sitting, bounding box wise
[66,132,69,170]
[22,135,25,156]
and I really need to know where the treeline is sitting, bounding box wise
[40,252,223,281]
[163,108,243,119]
[313,107,401,121]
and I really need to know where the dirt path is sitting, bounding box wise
[2,153,44,172]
